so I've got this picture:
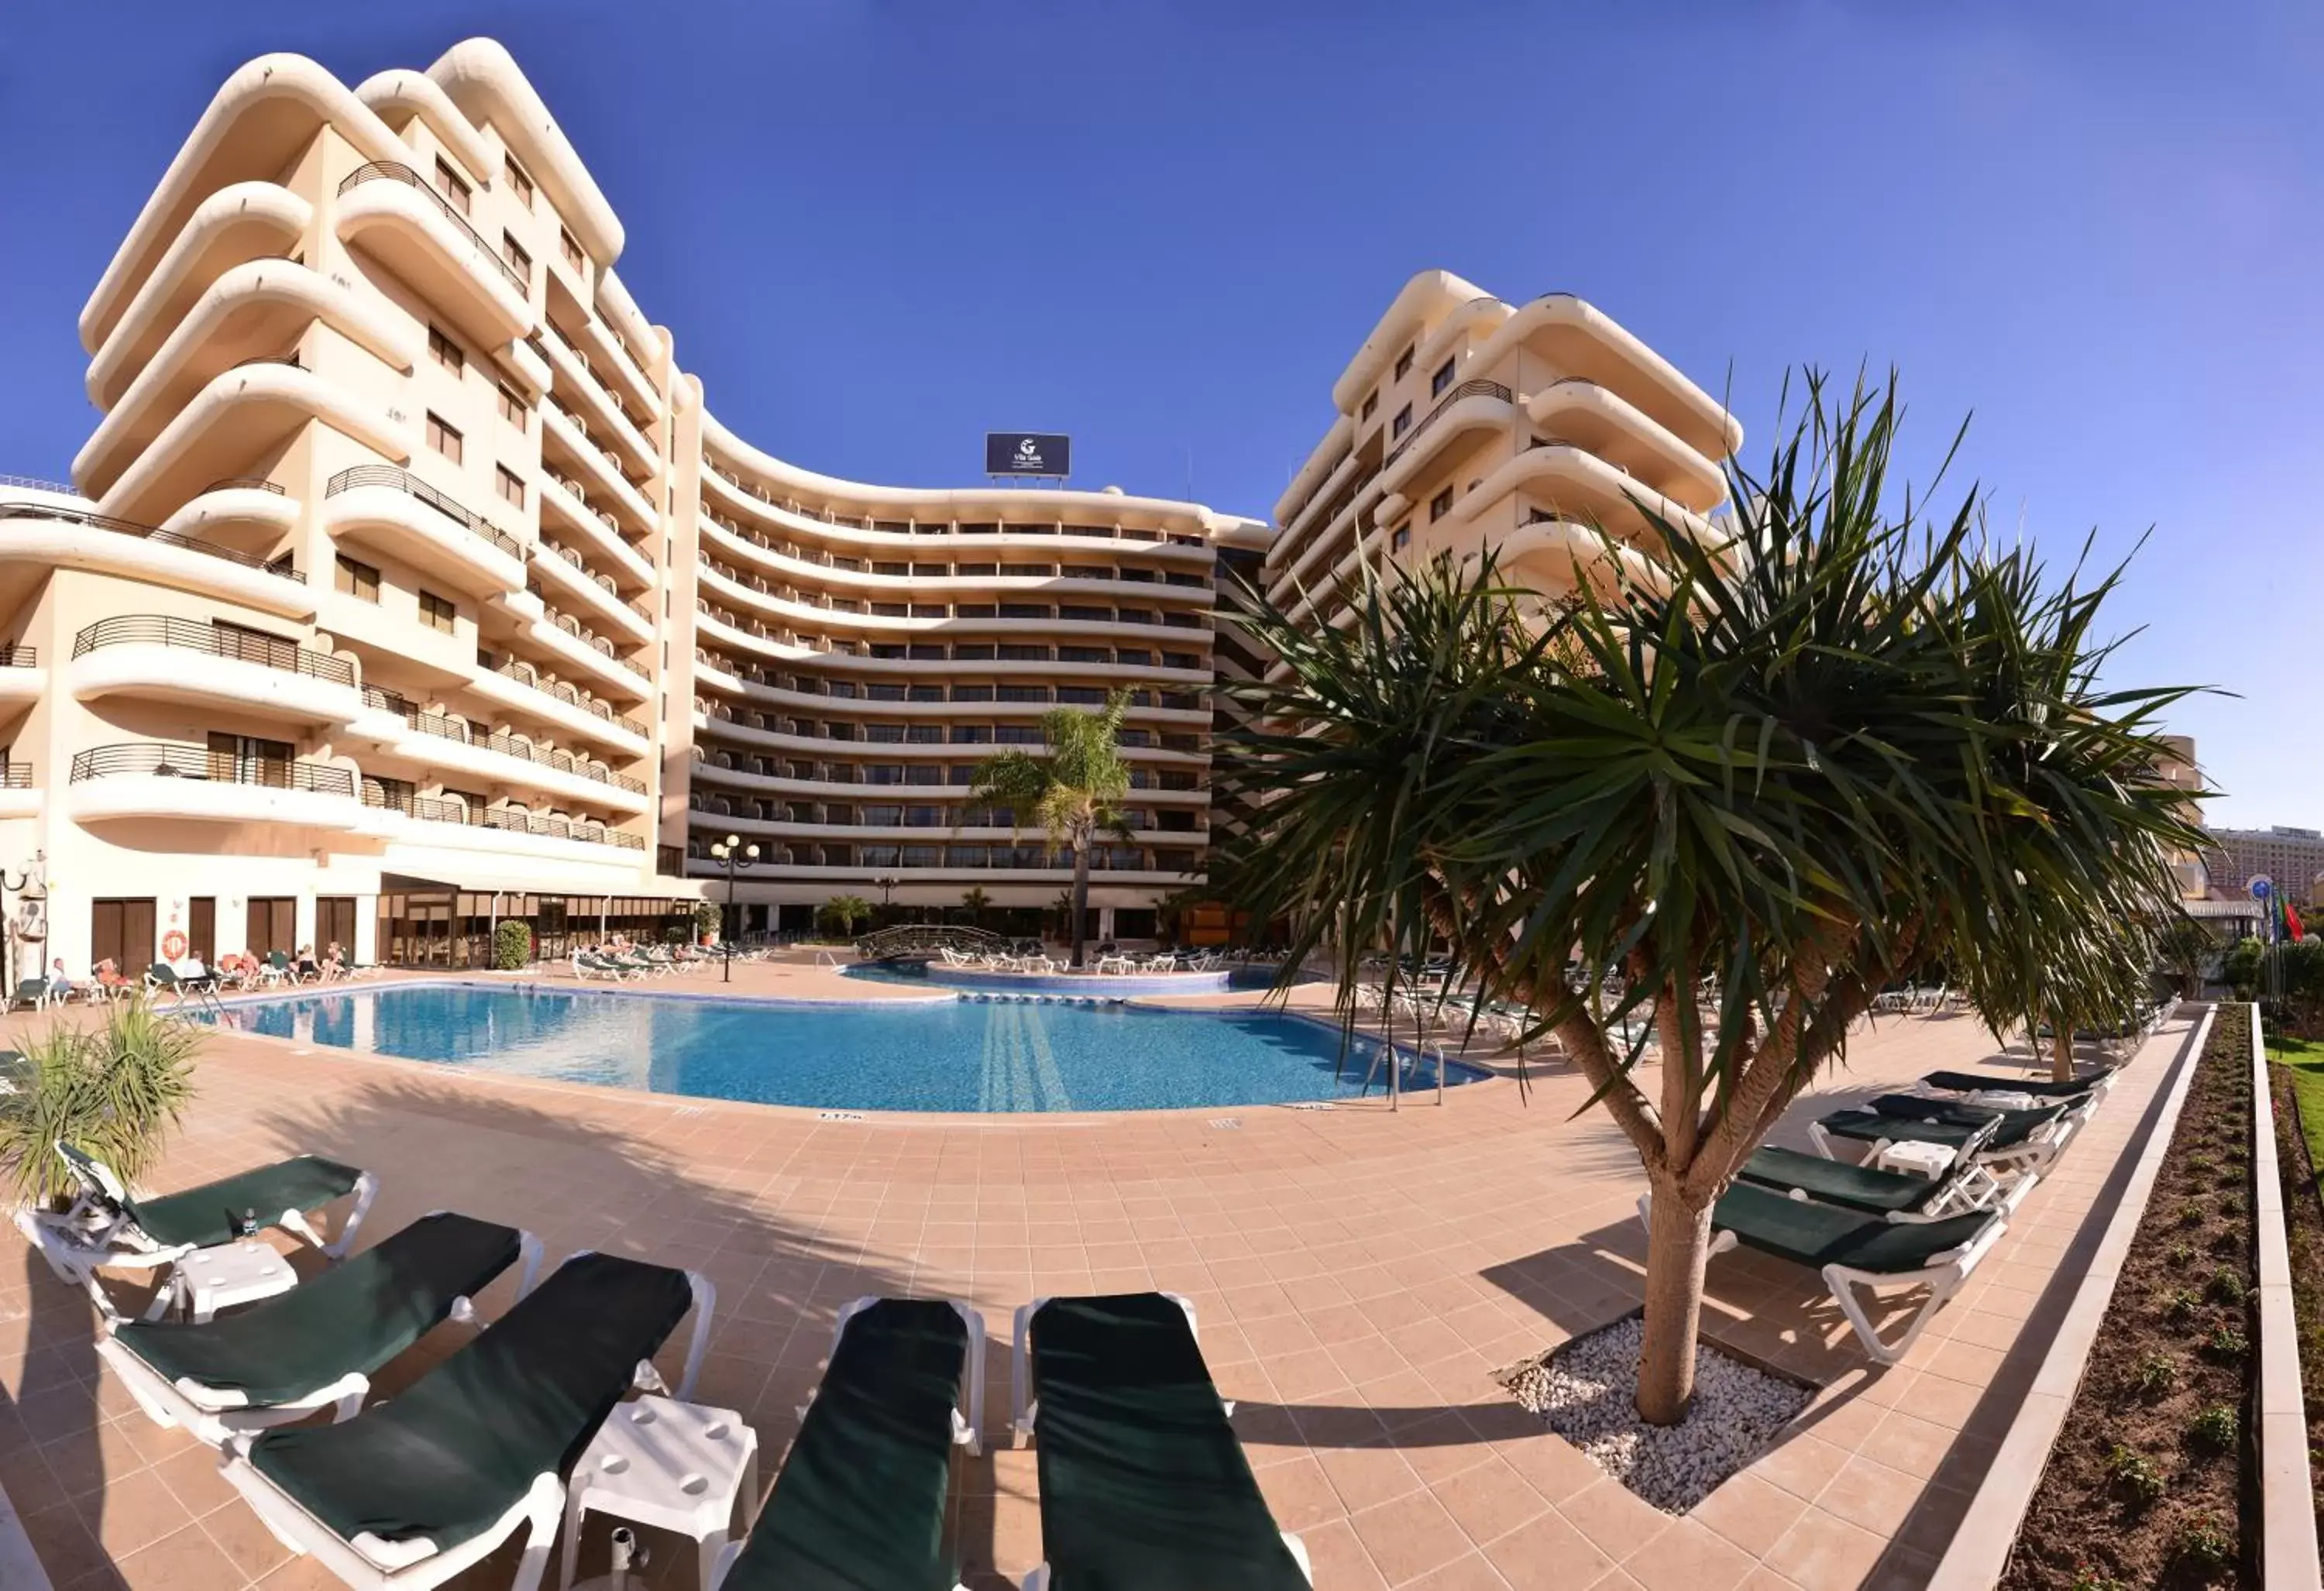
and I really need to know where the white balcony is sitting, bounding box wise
[528,539,652,643]
[537,471,655,589]
[67,744,363,830]
[540,401,655,534]
[335,161,533,349]
[0,500,314,620]
[321,470,528,598]
[67,620,363,725]
[469,666,650,758]
[527,616,649,702]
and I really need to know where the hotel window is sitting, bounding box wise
[503,156,534,209]
[434,159,472,215]
[497,383,526,429]
[1391,523,1411,553]
[559,227,583,273]
[502,232,531,287]
[1360,391,1377,421]
[418,590,457,634]
[1393,345,1414,380]
[334,553,380,603]
[1431,356,1456,397]
[1391,404,1412,440]
[425,412,462,463]
[496,466,525,509]
[1428,486,1455,522]
[427,325,463,374]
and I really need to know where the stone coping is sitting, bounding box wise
[1927,1003,2216,1589]
[2249,1005,2324,1589]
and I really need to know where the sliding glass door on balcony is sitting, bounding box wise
[206,732,293,788]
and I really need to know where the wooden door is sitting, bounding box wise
[187,898,215,963]
[91,898,156,974]
[315,897,356,957]
[246,897,295,956]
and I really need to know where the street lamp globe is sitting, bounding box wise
[744,844,760,861]
[724,833,741,850]
[710,842,727,860]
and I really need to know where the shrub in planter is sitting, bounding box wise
[0,1004,201,1210]
[2103,1443,2166,1507]
[693,902,721,944]
[492,919,533,971]
[2186,1404,2237,1450]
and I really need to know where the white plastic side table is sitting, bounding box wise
[164,1240,299,1323]
[559,1397,758,1591]
[1872,1140,1957,1180]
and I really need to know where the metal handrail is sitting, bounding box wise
[325,465,524,560]
[71,615,354,685]
[0,473,74,495]
[335,161,528,298]
[0,765,28,789]
[0,500,299,579]
[68,741,354,796]
[203,476,286,495]
[1384,379,1516,471]
[0,644,36,667]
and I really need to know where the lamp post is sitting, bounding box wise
[709,833,758,984]
[873,872,899,925]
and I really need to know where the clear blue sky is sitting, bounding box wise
[2,2,2315,826]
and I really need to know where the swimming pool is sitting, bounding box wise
[198,983,1483,1113]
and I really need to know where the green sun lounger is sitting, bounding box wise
[1919,1067,2116,1102]
[21,1145,379,1321]
[713,1297,985,1591]
[1010,1292,1312,1591]
[1738,1143,2032,1222]
[1676,1182,2006,1362]
[222,1250,711,1591]
[98,1212,538,1447]
[1810,1096,2072,1181]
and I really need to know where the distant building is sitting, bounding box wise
[2205,826,2324,908]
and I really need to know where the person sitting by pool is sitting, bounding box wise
[47,959,76,1003]
[174,950,215,994]
[91,958,130,1000]
[319,941,346,981]
[290,943,320,982]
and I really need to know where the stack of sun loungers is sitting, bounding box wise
[1649,1044,2133,1363]
[56,1136,1306,1591]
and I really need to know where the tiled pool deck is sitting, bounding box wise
[0,957,2199,1590]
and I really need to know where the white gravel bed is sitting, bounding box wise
[1502,1314,1812,1514]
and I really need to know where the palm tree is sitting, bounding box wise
[959,886,992,930]
[1213,372,2207,1424]
[819,894,872,940]
[968,693,1134,968]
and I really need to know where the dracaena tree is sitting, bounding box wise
[968,692,1135,967]
[1212,373,2205,1423]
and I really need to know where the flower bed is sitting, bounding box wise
[1999,1004,2256,1589]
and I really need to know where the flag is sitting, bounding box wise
[2289,900,2306,943]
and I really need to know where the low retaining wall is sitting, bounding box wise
[2250,1005,2324,1588]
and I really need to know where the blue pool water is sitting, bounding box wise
[199,983,1480,1112]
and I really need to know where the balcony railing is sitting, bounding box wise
[72,616,356,685]
[361,687,646,793]
[0,643,36,667]
[1384,379,1515,471]
[202,476,287,496]
[0,501,300,579]
[361,782,644,849]
[335,161,529,299]
[0,765,29,789]
[486,657,649,737]
[69,741,355,796]
[325,465,524,561]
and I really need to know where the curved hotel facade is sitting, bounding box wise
[4,40,1732,973]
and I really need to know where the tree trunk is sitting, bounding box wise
[2051,1025,2075,1084]
[1069,844,1092,968]
[1637,1175,1716,1426]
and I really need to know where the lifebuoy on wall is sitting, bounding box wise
[161,930,188,960]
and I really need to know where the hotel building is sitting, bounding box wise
[1261,270,1741,651]
[5,40,1263,975]
[3,43,1745,976]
